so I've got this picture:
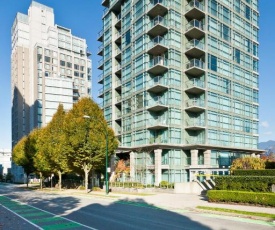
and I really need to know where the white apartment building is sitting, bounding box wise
[0,149,12,176]
[11,1,92,182]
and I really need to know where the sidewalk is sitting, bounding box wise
[55,188,275,215]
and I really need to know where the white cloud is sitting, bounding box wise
[260,121,269,128]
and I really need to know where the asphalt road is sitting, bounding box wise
[0,183,274,230]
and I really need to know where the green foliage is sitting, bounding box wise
[159,181,174,189]
[230,157,265,171]
[207,190,275,207]
[214,176,275,192]
[110,182,144,188]
[233,169,275,176]
[92,187,102,191]
[78,185,86,190]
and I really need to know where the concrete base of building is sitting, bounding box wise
[174,182,204,194]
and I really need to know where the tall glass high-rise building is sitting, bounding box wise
[99,0,262,185]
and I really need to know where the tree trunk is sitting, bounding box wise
[26,173,29,188]
[58,171,62,191]
[39,172,43,190]
[83,164,91,193]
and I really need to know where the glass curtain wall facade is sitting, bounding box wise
[99,0,261,185]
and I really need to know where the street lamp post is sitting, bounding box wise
[83,115,109,195]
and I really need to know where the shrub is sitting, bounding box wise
[233,169,275,176]
[230,157,265,171]
[207,190,275,207]
[78,185,85,190]
[92,187,102,191]
[159,181,174,189]
[214,176,275,192]
[110,182,144,188]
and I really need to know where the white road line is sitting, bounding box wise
[1,195,98,230]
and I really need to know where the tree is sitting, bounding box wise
[63,97,118,191]
[231,156,266,172]
[37,104,70,190]
[13,129,39,187]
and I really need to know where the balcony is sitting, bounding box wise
[147,76,168,93]
[98,73,104,84]
[185,98,205,112]
[115,110,122,120]
[97,30,103,42]
[97,59,103,70]
[185,138,205,145]
[102,8,109,18]
[115,13,121,28]
[185,39,205,58]
[109,0,123,11]
[147,36,168,56]
[73,84,79,91]
[97,44,103,56]
[73,92,79,98]
[115,64,122,75]
[115,48,122,60]
[185,119,205,130]
[147,96,168,112]
[185,78,205,94]
[149,137,168,144]
[102,0,110,7]
[98,87,104,98]
[185,59,204,76]
[114,30,122,44]
[148,56,168,75]
[147,115,168,130]
[115,95,122,105]
[185,0,205,20]
[147,16,168,37]
[147,0,168,18]
[115,79,122,90]
[185,19,204,39]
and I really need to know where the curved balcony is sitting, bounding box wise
[147,36,168,56]
[147,16,168,37]
[97,44,103,56]
[115,30,122,44]
[115,79,122,90]
[98,87,104,98]
[115,64,121,75]
[185,78,205,94]
[185,19,204,39]
[185,59,204,76]
[115,95,122,105]
[185,98,205,112]
[115,48,121,60]
[148,56,168,75]
[109,0,123,11]
[185,119,205,130]
[147,115,169,130]
[98,59,104,70]
[147,0,168,18]
[147,96,168,112]
[185,0,205,20]
[102,0,110,7]
[97,30,103,42]
[98,73,104,84]
[185,39,205,58]
[115,13,121,29]
[147,76,168,93]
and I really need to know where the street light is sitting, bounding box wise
[83,115,109,195]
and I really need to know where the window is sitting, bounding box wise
[208,54,217,71]
[44,56,50,63]
[125,30,131,46]
[67,62,72,68]
[234,48,240,64]
[74,64,79,70]
[60,60,65,66]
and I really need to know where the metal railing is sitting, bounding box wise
[149,56,168,68]
[186,119,205,127]
[147,96,167,107]
[186,59,204,69]
[150,15,167,27]
[98,73,103,82]
[148,115,168,126]
[186,39,204,51]
[185,98,205,107]
[186,19,204,31]
[148,36,167,49]
[186,0,204,12]
[148,76,168,87]
[185,78,205,89]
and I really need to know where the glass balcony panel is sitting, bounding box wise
[147,115,168,130]
[185,78,205,94]
[185,98,205,112]
[147,0,168,18]
[185,19,204,39]
[185,0,205,19]
[147,76,168,93]
[185,59,204,75]
[185,119,205,130]
[185,39,205,58]
[147,96,168,111]
[98,59,103,70]
[148,36,168,55]
[147,16,168,37]
[148,56,168,75]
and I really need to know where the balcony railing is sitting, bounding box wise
[186,98,205,108]
[186,0,204,12]
[186,19,204,31]
[148,36,167,49]
[98,73,103,83]
[149,115,168,126]
[150,15,167,27]
[115,79,122,87]
[185,78,205,89]
[186,119,205,127]
[148,76,168,87]
[97,30,103,40]
[149,56,168,68]
[147,96,167,107]
[186,39,204,51]
[186,59,204,69]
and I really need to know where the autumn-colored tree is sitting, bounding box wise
[63,97,118,191]
[115,159,130,174]
[37,104,70,190]
[13,129,39,187]
[231,156,266,172]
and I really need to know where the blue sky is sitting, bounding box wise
[0,0,274,149]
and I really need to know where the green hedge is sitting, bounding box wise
[214,176,275,192]
[233,169,275,176]
[207,190,275,207]
[110,182,144,188]
[265,161,275,169]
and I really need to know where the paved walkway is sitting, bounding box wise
[56,189,275,215]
